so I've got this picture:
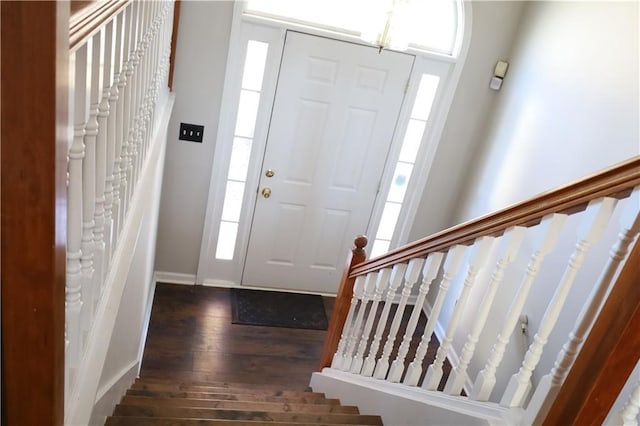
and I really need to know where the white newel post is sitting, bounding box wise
[362,263,407,377]
[106,11,124,258]
[95,22,113,296]
[341,273,378,371]
[470,214,567,401]
[350,268,393,374]
[526,191,639,423]
[67,45,90,371]
[387,253,444,383]
[424,237,495,391]
[444,227,526,395]
[500,198,617,408]
[331,276,367,370]
[374,258,425,380]
[403,245,467,386]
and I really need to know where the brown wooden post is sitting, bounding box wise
[1,1,68,424]
[319,235,368,369]
[543,236,640,425]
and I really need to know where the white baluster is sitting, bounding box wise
[96,23,114,295]
[341,273,378,371]
[618,377,640,426]
[470,214,567,401]
[374,258,426,380]
[501,198,617,407]
[105,11,124,257]
[526,191,639,423]
[67,45,89,369]
[119,2,136,224]
[423,238,495,390]
[362,264,407,377]
[331,275,367,370]
[128,1,146,192]
[81,33,104,338]
[350,268,393,374]
[388,253,444,382]
[403,245,467,386]
[444,227,526,396]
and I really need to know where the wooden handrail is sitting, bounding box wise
[351,156,640,277]
[69,0,130,51]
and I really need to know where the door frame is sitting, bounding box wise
[196,1,473,290]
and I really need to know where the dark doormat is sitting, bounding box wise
[230,288,328,330]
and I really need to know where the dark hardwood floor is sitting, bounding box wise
[140,283,450,391]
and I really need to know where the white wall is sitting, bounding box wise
[454,1,639,222]
[431,0,639,405]
[408,1,527,240]
[155,1,233,276]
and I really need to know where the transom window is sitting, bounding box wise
[244,0,460,55]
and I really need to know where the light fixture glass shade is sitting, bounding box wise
[359,0,393,47]
[360,0,411,51]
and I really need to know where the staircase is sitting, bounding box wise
[105,377,383,425]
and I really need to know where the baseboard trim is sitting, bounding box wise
[154,271,196,285]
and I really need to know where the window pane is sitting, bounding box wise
[411,74,440,121]
[370,239,390,259]
[215,221,239,260]
[398,119,426,163]
[242,41,269,91]
[246,0,459,55]
[246,0,380,36]
[228,137,252,182]
[406,0,457,53]
[221,181,245,222]
[234,90,260,138]
[376,202,402,241]
[387,162,413,203]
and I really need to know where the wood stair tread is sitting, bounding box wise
[112,404,383,425]
[126,389,341,405]
[105,416,362,426]
[136,377,307,391]
[131,382,326,398]
[121,395,360,414]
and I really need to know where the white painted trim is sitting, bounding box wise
[311,368,521,425]
[196,10,286,286]
[423,300,473,394]
[93,359,138,403]
[89,360,139,426]
[66,94,175,426]
[201,278,337,298]
[153,271,196,286]
[136,279,157,377]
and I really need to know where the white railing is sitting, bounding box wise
[321,158,640,424]
[66,0,174,397]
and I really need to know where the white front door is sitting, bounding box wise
[242,31,414,293]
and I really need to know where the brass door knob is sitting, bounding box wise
[261,187,271,198]
[265,169,275,178]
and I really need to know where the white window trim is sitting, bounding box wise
[196,0,473,286]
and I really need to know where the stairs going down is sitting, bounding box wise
[105,377,383,425]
